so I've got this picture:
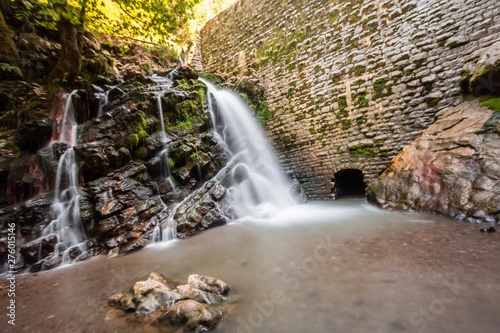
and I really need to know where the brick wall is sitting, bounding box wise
[200,0,500,199]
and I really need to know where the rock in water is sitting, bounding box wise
[107,272,230,332]
[160,300,224,331]
[187,274,230,295]
[480,226,496,233]
[176,284,227,305]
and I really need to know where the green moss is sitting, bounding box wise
[340,119,352,130]
[480,97,500,112]
[133,146,148,160]
[425,96,442,107]
[373,78,387,99]
[328,9,340,24]
[199,73,224,85]
[257,101,272,125]
[353,65,366,76]
[125,134,139,150]
[356,93,369,107]
[168,157,175,170]
[349,144,375,156]
[404,68,414,76]
[356,116,365,125]
[338,96,347,111]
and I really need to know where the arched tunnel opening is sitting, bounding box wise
[333,169,366,198]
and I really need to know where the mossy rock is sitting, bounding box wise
[480,96,500,112]
[470,64,500,96]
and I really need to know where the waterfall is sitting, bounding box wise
[42,91,86,266]
[148,72,182,242]
[149,72,180,191]
[199,78,298,218]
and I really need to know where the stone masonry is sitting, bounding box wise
[200,0,500,199]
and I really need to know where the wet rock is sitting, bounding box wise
[174,179,234,239]
[6,193,54,240]
[148,272,182,290]
[40,253,62,271]
[480,227,496,233]
[132,275,181,314]
[118,236,148,255]
[108,272,229,332]
[107,87,125,103]
[108,292,136,312]
[19,234,58,264]
[187,274,230,296]
[14,119,53,153]
[160,300,224,332]
[176,284,227,304]
[74,140,115,181]
[95,191,124,218]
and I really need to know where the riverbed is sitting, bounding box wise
[1,199,499,333]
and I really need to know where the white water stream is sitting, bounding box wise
[200,78,298,218]
[42,91,86,266]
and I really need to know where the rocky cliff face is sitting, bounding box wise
[0,67,235,272]
[371,100,499,224]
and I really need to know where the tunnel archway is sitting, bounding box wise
[333,169,366,198]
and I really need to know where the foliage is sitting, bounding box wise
[175,0,236,44]
[256,101,271,125]
[10,0,203,45]
[0,62,22,77]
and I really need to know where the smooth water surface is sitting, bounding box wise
[2,199,500,333]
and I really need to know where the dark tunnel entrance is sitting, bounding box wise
[333,169,366,198]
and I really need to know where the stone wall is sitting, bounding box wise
[200,0,500,199]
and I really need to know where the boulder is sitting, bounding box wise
[371,100,500,224]
[108,272,229,332]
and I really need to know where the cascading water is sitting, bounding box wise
[42,91,86,266]
[154,75,297,242]
[149,72,179,184]
[148,72,184,242]
[199,78,298,218]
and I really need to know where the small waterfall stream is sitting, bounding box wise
[148,72,184,242]
[149,72,180,188]
[42,91,86,266]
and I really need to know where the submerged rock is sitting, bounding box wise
[108,272,230,332]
